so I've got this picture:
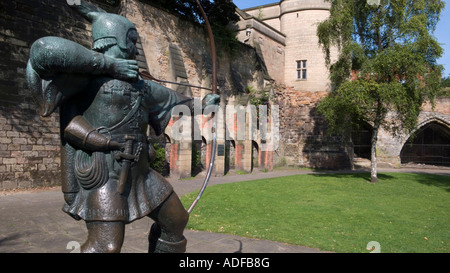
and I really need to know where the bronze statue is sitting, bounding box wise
[26,1,219,253]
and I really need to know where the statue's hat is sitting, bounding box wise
[88,12,137,50]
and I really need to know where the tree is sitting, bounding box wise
[316,0,444,182]
[148,0,239,52]
[148,0,237,23]
[442,76,450,88]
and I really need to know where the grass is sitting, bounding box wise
[181,172,450,253]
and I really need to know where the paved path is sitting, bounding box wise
[0,167,448,253]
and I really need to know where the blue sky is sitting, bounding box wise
[233,0,450,76]
[435,0,450,76]
[232,0,275,9]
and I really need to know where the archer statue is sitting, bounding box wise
[26,0,219,253]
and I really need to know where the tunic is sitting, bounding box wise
[58,77,193,223]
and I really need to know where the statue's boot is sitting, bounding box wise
[148,223,187,253]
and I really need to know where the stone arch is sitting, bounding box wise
[162,134,171,176]
[192,137,203,177]
[148,133,171,177]
[400,118,450,167]
[200,136,208,171]
[416,116,450,132]
[225,140,236,173]
[252,140,259,171]
[164,133,171,163]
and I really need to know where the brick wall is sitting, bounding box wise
[0,0,95,190]
[273,84,353,169]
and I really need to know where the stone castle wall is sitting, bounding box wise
[377,97,450,167]
[0,0,266,189]
[273,84,352,169]
[0,0,94,190]
[240,1,449,169]
[241,0,350,169]
[1,0,448,190]
[280,8,333,91]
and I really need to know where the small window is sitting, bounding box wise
[296,60,307,80]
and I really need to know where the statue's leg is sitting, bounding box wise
[81,221,125,253]
[148,192,189,253]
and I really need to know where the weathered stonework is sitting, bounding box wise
[0,0,270,189]
[0,0,93,190]
[272,84,352,169]
[1,0,448,190]
[239,0,449,170]
[376,98,450,167]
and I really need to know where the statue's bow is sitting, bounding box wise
[187,0,218,214]
[139,1,217,213]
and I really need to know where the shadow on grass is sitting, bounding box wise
[310,171,396,182]
[408,172,450,192]
[310,170,450,192]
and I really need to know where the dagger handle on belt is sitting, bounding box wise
[117,135,136,194]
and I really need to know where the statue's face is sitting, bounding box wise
[106,29,138,60]
[125,29,138,59]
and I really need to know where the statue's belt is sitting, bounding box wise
[74,133,149,193]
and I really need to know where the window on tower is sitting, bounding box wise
[297,60,307,80]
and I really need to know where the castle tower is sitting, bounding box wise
[280,0,332,92]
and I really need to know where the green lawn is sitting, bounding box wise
[181,172,450,253]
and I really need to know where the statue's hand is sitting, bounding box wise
[202,93,220,108]
[106,57,139,81]
[108,140,123,151]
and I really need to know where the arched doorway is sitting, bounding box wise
[200,136,207,172]
[400,121,450,166]
[164,133,171,164]
[225,140,236,174]
[252,140,259,171]
[149,134,171,177]
[192,138,203,176]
